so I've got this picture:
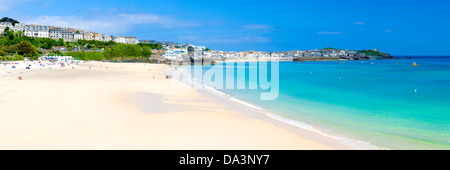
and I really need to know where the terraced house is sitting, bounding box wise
[1,21,137,43]
[0,22,23,33]
[23,24,50,38]
[113,36,138,44]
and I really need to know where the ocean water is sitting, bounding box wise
[182,56,450,150]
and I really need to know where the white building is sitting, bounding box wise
[11,23,24,32]
[102,34,112,42]
[270,52,281,58]
[193,48,203,60]
[0,22,23,34]
[84,32,93,40]
[49,27,75,40]
[195,46,206,51]
[124,36,139,44]
[1,22,139,44]
[23,25,50,38]
[113,36,126,43]
[0,22,11,34]
[114,36,139,44]
[49,27,63,39]
[163,48,188,60]
[93,33,103,41]
[203,51,213,58]
[74,32,83,40]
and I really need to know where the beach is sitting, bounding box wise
[0,61,349,150]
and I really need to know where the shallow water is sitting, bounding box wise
[183,57,450,149]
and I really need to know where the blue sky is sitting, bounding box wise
[1,0,449,55]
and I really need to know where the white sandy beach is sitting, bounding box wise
[0,61,350,150]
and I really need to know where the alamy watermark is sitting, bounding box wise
[170,59,279,100]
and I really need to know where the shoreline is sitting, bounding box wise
[187,74,382,150]
[172,64,383,149]
[0,61,351,149]
[197,57,450,150]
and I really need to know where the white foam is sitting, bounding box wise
[229,97,263,110]
[203,85,384,150]
[263,111,384,150]
[178,66,385,149]
[203,85,227,96]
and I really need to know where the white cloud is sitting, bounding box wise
[382,29,392,33]
[179,35,271,43]
[318,31,343,35]
[242,24,274,30]
[353,22,365,25]
[21,13,203,34]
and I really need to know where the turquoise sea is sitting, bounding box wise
[184,56,450,149]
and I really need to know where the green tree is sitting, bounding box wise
[77,39,86,46]
[138,43,163,49]
[57,38,64,46]
[188,46,194,52]
[104,44,143,58]
[142,46,152,57]
[64,41,74,51]
[6,30,14,40]
[15,31,24,37]
[16,41,35,57]
[3,27,10,35]
[0,17,19,26]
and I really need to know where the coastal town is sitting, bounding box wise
[0,18,392,63]
[0,0,448,154]
[0,20,138,45]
